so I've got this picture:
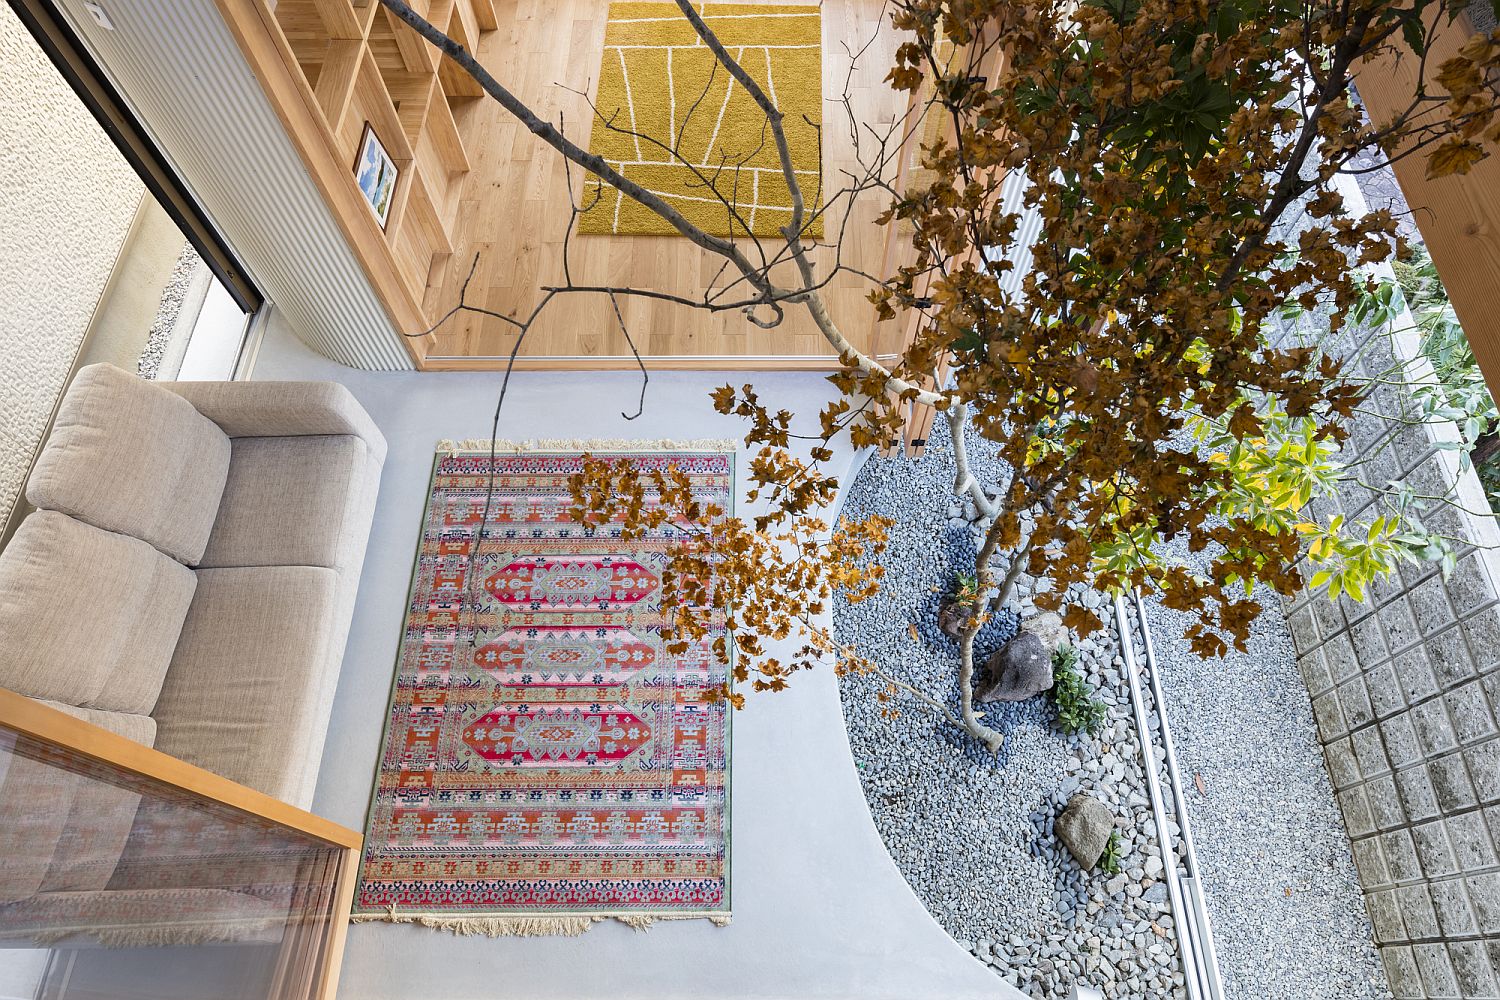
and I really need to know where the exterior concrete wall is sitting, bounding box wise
[0,4,141,531]
[76,198,188,374]
[1282,180,1500,999]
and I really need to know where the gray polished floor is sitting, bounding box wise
[253,315,1012,1000]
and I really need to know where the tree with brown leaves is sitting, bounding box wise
[384,0,1500,752]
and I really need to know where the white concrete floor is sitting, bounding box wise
[253,315,1017,1000]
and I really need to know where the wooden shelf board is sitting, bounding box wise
[316,0,364,37]
[445,0,476,50]
[467,0,498,31]
[390,167,453,302]
[380,4,440,73]
[352,49,416,163]
[408,165,454,256]
[391,73,438,145]
[350,0,381,35]
[424,87,471,174]
[275,0,363,48]
[438,57,483,99]
[313,37,364,129]
[427,0,481,98]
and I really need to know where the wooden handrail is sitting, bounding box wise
[0,687,362,850]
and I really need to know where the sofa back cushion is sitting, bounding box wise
[199,435,369,570]
[0,511,197,714]
[26,364,231,566]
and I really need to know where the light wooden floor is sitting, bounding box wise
[419,0,902,366]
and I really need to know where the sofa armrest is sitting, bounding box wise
[161,380,386,465]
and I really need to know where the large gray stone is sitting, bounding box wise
[976,632,1052,703]
[1056,794,1115,870]
[1020,611,1065,650]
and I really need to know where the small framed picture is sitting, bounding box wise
[354,123,399,229]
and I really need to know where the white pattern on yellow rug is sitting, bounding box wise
[578,1,823,238]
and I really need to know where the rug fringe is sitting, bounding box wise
[615,912,734,930]
[32,919,284,948]
[351,906,732,937]
[436,438,738,456]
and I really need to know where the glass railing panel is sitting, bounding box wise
[0,705,357,1000]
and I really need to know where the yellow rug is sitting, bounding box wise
[578,1,823,239]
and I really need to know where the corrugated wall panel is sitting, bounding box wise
[985,169,1038,302]
[54,0,413,371]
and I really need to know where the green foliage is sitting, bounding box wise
[1354,248,1500,515]
[1097,830,1124,875]
[949,572,983,610]
[1192,401,1449,601]
[1089,392,1450,608]
[1050,644,1107,736]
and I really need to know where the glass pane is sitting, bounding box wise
[0,726,342,1000]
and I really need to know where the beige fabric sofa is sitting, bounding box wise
[0,363,385,808]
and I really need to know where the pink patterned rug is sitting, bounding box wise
[353,442,733,935]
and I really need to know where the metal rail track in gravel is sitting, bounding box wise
[1113,592,1227,1000]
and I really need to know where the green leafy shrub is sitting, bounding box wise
[1098,831,1124,875]
[937,573,985,639]
[1050,644,1107,736]
[1356,247,1500,516]
[1184,400,1453,599]
[948,572,982,610]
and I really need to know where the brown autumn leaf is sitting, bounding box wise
[1426,138,1486,179]
[1061,604,1103,635]
[1435,54,1483,100]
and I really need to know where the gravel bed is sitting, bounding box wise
[833,424,1186,999]
[137,242,202,380]
[831,413,1389,999]
[1142,579,1390,1000]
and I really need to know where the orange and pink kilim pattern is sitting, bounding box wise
[354,449,732,919]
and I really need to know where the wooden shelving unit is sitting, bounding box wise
[266,0,495,311]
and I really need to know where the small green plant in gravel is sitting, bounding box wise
[937,573,985,638]
[1050,644,1107,737]
[949,573,981,609]
[1097,831,1124,875]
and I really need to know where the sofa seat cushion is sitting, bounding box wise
[36,701,157,747]
[0,511,197,713]
[26,364,231,565]
[198,435,368,570]
[0,702,155,903]
[151,566,340,807]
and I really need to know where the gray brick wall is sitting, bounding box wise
[1279,227,1500,997]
